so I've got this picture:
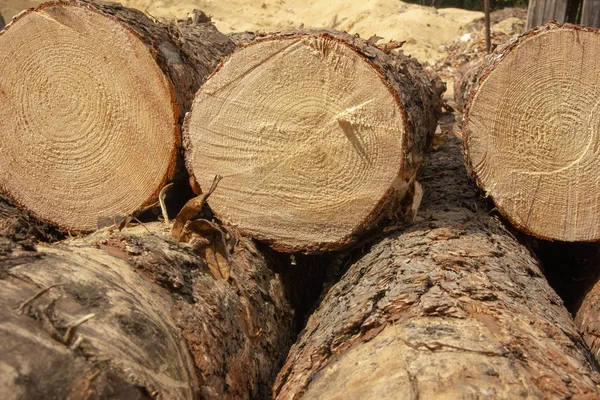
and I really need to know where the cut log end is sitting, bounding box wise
[0,3,179,232]
[184,33,421,253]
[463,23,600,242]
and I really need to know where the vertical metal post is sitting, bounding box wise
[484,0,491,53]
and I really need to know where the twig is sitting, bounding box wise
[15,283,65,315]
[377,40,406,54]
[132,216,151,234]
[159,183,173,224]
[63,313,96,346]
[69,335,85,350]
[143,7,159,24]
[118,201,158,231]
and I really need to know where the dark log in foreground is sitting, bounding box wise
[184,29,444,253]
[455,22,600,242]
[0,1,233,232]
[273,129,600,399]
[0,221,294,400]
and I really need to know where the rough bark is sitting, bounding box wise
[0,192,64,243]
[455,22,600,242]
[576,272,600,365]
[184,29,444,253]
[273,120,600,399]
[0,221,294,400]
[0,1,234,232]
[453,57,485,113]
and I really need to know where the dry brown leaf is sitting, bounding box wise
[432,134,445,150]
[170,175,221,240]
[181,219,233,280]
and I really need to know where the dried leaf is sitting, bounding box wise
[170,175,221,240]
[182,219,233,280]
[367,35,383,46]
[432,134,445,150]
[377,40,406,54]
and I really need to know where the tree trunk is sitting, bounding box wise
[0,221,294,400]
[183,29,444,254]
[273,124,600,399]
[454,22,600,242]
[0,1,234,233]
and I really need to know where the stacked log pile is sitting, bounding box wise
[0,215,295,399]
[0,1,234,232]
[1,1,600,398]
[455,19,600,381]
[273,126,600,400]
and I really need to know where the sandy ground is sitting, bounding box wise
[1,0,483,63]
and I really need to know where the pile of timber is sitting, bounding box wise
[0,1,234,232]
[1,1,600,398]
[455,20,600,380]
[274,132,600,400]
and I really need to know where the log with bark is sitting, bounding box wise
[0,1,234,233]
[576,282,600,365]
[0,216,294,399]
[575,258,600,365]
[183,30,444,253]
[455,22,600,242]
[273,125,600,399]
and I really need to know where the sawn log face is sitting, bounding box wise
[184,29,444,253]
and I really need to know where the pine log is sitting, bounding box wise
[273,128,600,399]
[0,222,294,400]
[455,22,600,242]
[0,1,234,233]
[183,30,444,253]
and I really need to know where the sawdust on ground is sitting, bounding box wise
[1,0,484,63]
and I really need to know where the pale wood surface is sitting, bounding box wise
[459,23,600,242]
[184,30,443,253]
[0,2,234,232]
